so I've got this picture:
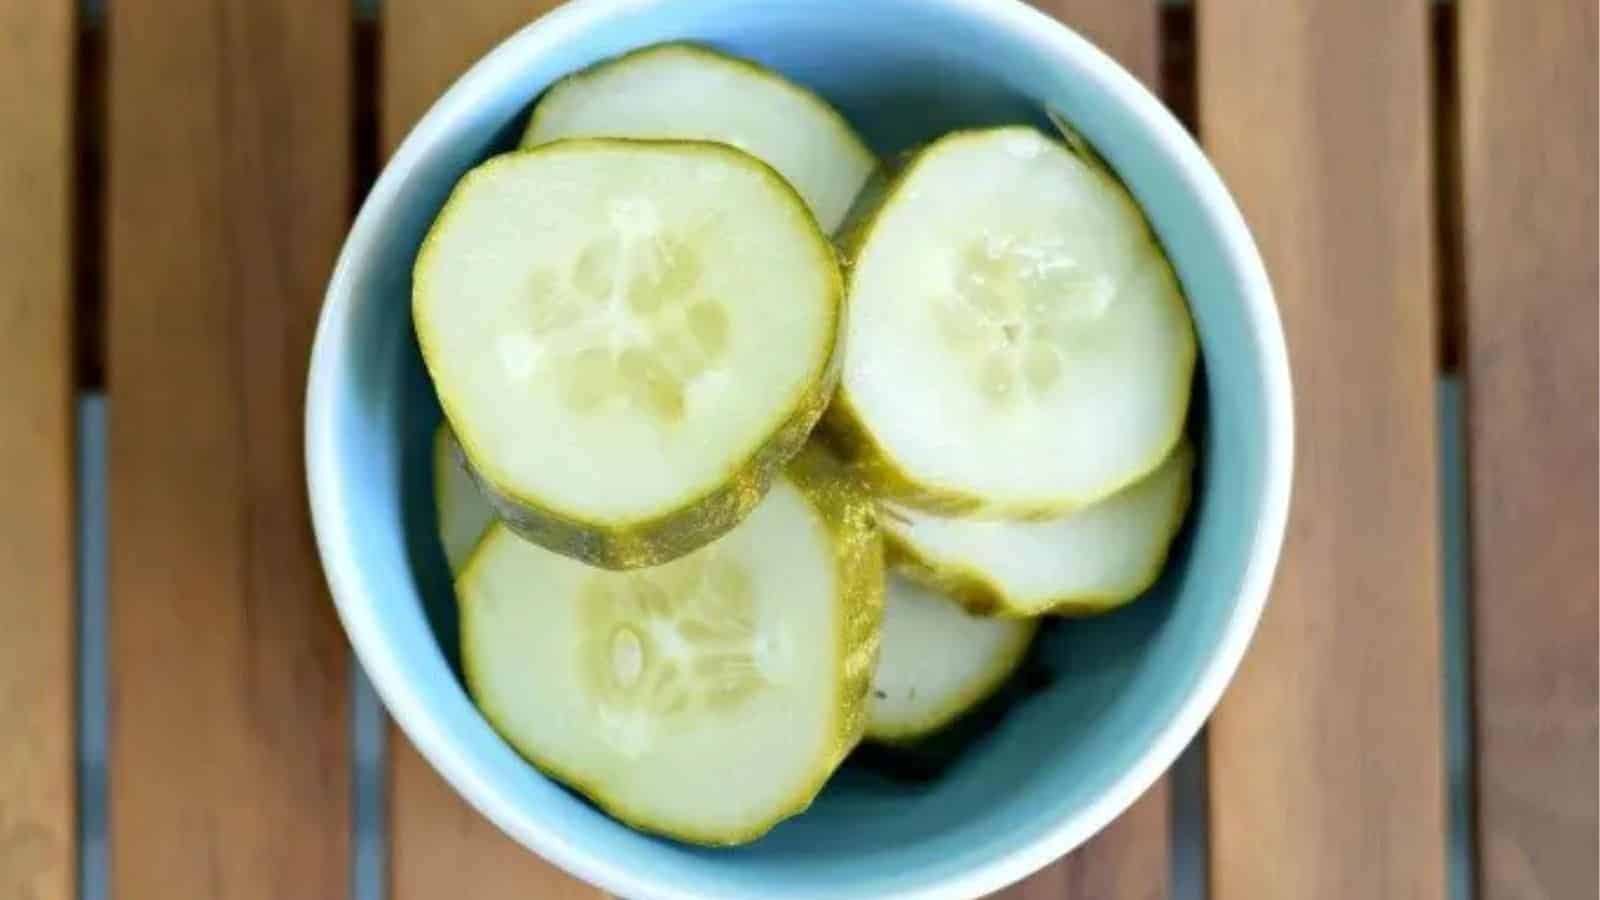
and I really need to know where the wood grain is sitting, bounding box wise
[995,781,1170,900]
[1033,0,1158,97]
[0,1,76,898]
[1199,1,1447,899]
[993,4,1169,898]
[1456,1,1599,897]
[381,0,548,154]
[106,0,351,896]
[389,739,601,899]
[380,2,604,896]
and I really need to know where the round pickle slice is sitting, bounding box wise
[522,43,877,235]
[826,125,1196,517]
[433,426,494,574]
[414,140,843,569]
[866,574,1036,743]
[458,446,884,846]
[885,440,1195,617]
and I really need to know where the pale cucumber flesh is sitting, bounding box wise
[414,140,841,566]
[886,440,1194,616]
[837,126,1195,515]
[523,43,876,234]
[867,574,1035,742]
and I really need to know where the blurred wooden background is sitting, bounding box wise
[1,0,1594,898]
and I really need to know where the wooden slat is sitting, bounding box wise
[994,4,1168,898]
[1199,2,1447,899]
[0,1,76,898]
[390,738,601,898]
[389,739,600,899]
[998,782,1170,900]
[381,0,550,154]
[380,3,603,896]
[1037,0,1158,95]
[106,0,351,895]
[1457,2,1599,897]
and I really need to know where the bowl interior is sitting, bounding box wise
[314,1,1283,896]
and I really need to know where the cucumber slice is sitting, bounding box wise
[433,426,494,574]
[523,43,876,234]
[415,140,842,569]
[886,440,1194,617]
[827,125,1196,516]
[458,446,883,846]
[867,574,1035,743]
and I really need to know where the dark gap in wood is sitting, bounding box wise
[74,18,105,390]
[1433,3,1481,894]
[1160,3,1197,135]
[1156,7,1202,896]
[348,15,386,900]
[1170,729,1210,900]
[352,17,381,213]
[345,25,388,893]
[1432,1,1463,373]
[1435,6,1479,898]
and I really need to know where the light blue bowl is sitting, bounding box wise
[306,1,1293,896]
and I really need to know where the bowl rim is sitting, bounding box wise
[305,0,1294,896]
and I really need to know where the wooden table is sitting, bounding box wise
[2,1,1594,897]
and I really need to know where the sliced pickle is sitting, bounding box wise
[523,42,877,234]
[886,441,1195,617]
[459,446,883,845]
[867,574,1035,742]
[825,125,1196,517]
[414,139,842,569]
